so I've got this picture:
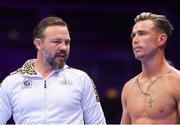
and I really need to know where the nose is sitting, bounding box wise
[62,42,67,49]
[58,41,68,51]
[132,35,139,45]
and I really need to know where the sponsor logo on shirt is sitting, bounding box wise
[22,79,32,89]
[59,79,72,85]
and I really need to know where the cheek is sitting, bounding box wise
[68,47,70,52]
[146,40,157,49]
[66,46,70,53]
[144,38,154,47]
[43,47,55,57]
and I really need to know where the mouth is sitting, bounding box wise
[133,46,142,52]
[55,51,66,60]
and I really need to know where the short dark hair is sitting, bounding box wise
[33,16,68,40]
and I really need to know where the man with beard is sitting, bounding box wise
[0,16,106,124]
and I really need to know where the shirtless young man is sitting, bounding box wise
[120,12,180,124]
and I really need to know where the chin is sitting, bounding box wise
[135,55,140,58]
[53,61,65,69]
[135,55,146,62]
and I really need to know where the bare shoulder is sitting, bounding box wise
[122,74,139,97]
[169,67,180,83]
[167,67,180,98]
[123,74,139,89]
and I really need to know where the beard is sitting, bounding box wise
[46,50,68,70]
[52,59,65,69]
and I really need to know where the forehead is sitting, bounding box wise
[44,25,69,34]
[43,25,70,39]
[132,20,155,32]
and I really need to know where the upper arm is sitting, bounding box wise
[120,106,131,124]
[174,77,180,119]
[120,83,131,124]
[81,75,106,124]
[169,71,180,119]
[0,81,12,123]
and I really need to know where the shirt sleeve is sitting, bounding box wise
[81,74,106,124]
[0,79,13,123]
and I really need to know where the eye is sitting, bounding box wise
[138,31,147,36]
[131,33,135,39]
[131,31,147,38]
[65,39,71,45]
[52,39,71,45]
[52,40,63,44]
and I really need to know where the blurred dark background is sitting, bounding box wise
[0,0,180,124]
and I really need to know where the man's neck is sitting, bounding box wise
[141,55,170,78]
[33,59,53,78]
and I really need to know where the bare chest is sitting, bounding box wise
[126,80,176,120]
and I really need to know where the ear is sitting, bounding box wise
[158,33,167,46]
[34,38,42,50]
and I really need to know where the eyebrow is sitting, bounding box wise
[130,30,147,38]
